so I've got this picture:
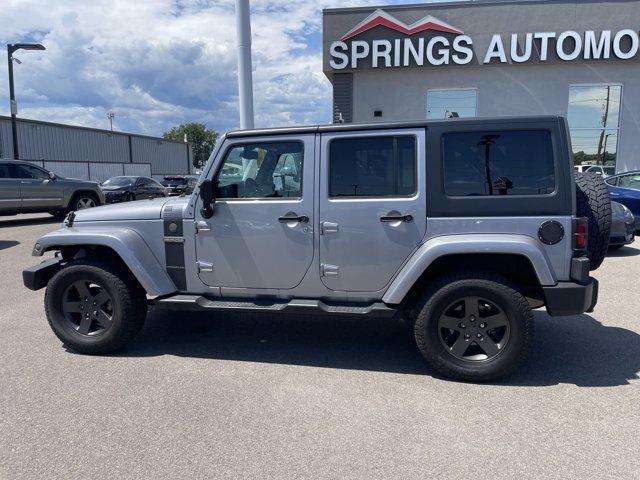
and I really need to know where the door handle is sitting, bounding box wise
[20,180,32,184]
[278,214,309,223]
[380,214,413,223]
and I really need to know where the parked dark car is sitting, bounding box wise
[609,201,635,250]
[100,176,167,203]
[606,171,640,231]
[161,175,199,196]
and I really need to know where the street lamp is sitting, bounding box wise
[6,43,46,159]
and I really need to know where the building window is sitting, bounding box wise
[442,130,555,196]
[329,136,416,197]
[427,89,477,119]
[568,85,622,168]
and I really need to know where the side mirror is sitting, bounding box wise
[48,171,56,180]
[200,179,215,219]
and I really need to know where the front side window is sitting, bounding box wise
[443,130,555,196]
[329,136,416,197]
[568,84,621,168]
[14,164,49,180]
[216,142,303,199]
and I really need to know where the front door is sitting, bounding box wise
[319,129,427,292]
[0,163,20,213]
[195,135,315,290]
[13,163,64,212]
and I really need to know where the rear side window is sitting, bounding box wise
[0,164,11,178]
[442,130,555,196]
[329,136,416,197]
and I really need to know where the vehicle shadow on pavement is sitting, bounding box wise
[0,240,20,251]
[0,216,59,228]
[606,245,640,257]
[115,308,640,387]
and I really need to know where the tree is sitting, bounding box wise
[163,122,217,170]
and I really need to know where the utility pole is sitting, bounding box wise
[235,0,254,129]
[106,112,115,131]
[6,43,46,159]
[597,85,611,165]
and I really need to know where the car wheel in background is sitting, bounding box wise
[44,259,147,354]
[71,192,100,211]
[575,172,612,270]
[126,193,135,202]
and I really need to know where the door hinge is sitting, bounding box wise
[197,261,214,273]
[320,221,339,235]
[320,264,339,276]
[196,221,211,233]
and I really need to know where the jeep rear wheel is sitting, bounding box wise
[44,259,147,354]
[413,272,534,382]
[575,172,611,270]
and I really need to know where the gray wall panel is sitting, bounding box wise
[44,161,90,180]
[88,163,124,183]
[0,116,192,176]
[123,163,152,177]
[131,136,190,175]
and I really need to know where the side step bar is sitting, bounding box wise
[154,295,397,317]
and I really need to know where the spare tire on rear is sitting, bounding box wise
[575,172,611,270]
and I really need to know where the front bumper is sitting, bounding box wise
[23,258,63,291]
[543,277,598,317]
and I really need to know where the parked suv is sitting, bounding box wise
[0,160,104,217]
[23,117,610,382]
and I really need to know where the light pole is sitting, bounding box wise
[6,43,45,159]
[106,112,115,131]
[235,0,254,129]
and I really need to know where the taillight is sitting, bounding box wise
[573,217,588,253]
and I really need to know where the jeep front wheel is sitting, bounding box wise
[44,259,147,354]
[413,272,534,382]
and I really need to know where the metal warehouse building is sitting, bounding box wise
[323,0,640,173]
[0,116,193,182]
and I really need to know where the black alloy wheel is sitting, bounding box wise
[437,296,510,362]
[44,259,147,354]
[61,280,114,336]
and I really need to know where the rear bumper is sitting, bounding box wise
[23,258,62,291]
[543,278,598,317]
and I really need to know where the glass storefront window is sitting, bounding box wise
[568,85,622,167]
[427,89,477,119]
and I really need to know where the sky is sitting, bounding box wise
[0,0,428,137]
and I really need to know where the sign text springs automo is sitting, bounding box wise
[329,10,640,70]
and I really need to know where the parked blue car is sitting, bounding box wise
[606,171,640,231]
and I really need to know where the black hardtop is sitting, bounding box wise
[226,116,564,138]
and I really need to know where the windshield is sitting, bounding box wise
[102,177,135,187]
[162,177,187,187]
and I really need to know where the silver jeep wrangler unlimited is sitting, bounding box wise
[24,117,609,381]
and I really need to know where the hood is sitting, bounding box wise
[73,196,189,222]
[100,185,128,192]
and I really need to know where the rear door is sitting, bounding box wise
[0,163,20,213]
[13,163,64,212]
[318,129,427,292]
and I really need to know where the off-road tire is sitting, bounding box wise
[413,271,534,382]
[44,258,147,354]
[575,172,611,270]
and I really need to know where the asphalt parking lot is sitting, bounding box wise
[1,214,639,479]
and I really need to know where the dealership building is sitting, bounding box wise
[323,0,640,173]
[0,115,193,182]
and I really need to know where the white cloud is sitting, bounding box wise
[0,0,384,136]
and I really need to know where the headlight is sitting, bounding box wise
[620,204,635,221]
